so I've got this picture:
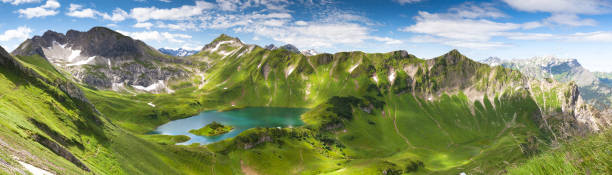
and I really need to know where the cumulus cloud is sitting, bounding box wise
[544,13,597,26]
[102,8,129,22]
[0,26,32,42]
[1,0,40,5]
[566,31,612,42]
[17,0,60,19]
[130,1,214,22]
[394,0,423,5]
[400,3,545,49]
[66,4,98,18]
[118,30,192,43]
[502,0,611,26]
[133,22,153,29]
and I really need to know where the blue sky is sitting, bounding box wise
[1,0,612,72]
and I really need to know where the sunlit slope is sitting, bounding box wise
[10,34,600,174]
[0,46,237,174]
[507,127,612,174]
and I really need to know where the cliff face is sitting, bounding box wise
[481,56,612,109]
[11,27,189,93]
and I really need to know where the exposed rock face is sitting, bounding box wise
[32,134,90,172]
[11,27,189,93]
[480,56,612,109]
[279,44,300,53]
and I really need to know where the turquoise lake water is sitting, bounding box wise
[151,107,308,145]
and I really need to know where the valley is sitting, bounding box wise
[0,27,610,175]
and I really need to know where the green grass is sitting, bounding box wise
[189,122,233,136]
[1,42,595,175]
[507,129,612,174]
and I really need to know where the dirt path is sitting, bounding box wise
[392,103,414,148]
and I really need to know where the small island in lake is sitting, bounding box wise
[189,121,234,136]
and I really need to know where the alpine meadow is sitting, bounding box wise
[0,0,612,175]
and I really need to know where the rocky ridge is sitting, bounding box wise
[12,27,189,93]
[481,56,612,109]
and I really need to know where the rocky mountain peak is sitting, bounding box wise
[201,34,244,52]
[158,48,198,57]
[11,26,188,93]
[436,49,470,65]
[480,57,503,66]
[301,49,318,56]
[279,44,300,53]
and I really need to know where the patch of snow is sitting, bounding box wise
[301,49,318,56]
[107,59,112,68]
[372,74,379,84]
[348,62,360,73]
[388,69,396,84]
[66,56,95,66]
[147,102,156,107]
[459,172,466,175]
[17,161,53,175]
[67,49,82,62]
[209,41,235,53]
[286,65,296,77]
[112,82,125,91]
[132,80,165,92]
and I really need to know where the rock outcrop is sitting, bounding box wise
[11,27,189,93]
[480,56,612,109]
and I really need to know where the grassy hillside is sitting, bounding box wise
[507,128,612,174]
[0,33,604,175]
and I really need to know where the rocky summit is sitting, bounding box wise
[11,27,188,93]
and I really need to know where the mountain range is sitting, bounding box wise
[481,56,612,109]
[0,27,610,174]
[158,48,199,57]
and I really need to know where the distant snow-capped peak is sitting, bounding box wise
[301,49,318,56]
[158,48,199,57]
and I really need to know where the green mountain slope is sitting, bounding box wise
[0,31,609,175]
[0,45,233,174]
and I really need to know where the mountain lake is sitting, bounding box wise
[150,107,308,145]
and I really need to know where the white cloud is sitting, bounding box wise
[118,30,192,43]
[400,3,547,49]
[156,21,199,31]
[502,0,611,26]
[295,21,308,26]
[501,0,610,14]
[66,4,98,18]
[133,22,153,29]
[402,11,521,42]
[544,13,597,26]
[17,0,60,19]
[0,26,32,42]
[371,37,403,45]
[566,31,612,42]
[102,8,129,22]
[449,2,507,19]
[2,0,40,5]
[216,0,240,11]
[394,0,423,5]
[130,1,214,22]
